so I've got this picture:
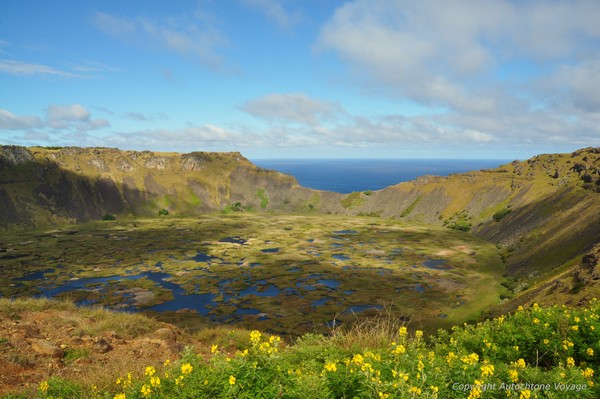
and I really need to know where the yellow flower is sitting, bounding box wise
[324,361,337,372]
[430,385,439,393]
[181,363,193,375]
[229,375,236,385]
[514,358,526,369]
[415,330,423,339]
[140,384,152,398]
[461,353,479,365]
[587,348,594,356]
[114,394,126,399]
[566,357,575,367]
[39,381,49,394]
[145,366,156,377]
[352,353,364,365]
[480,364,494,378]
[150,376,160,387]
[175,375,184,386]
[378,392,389,399]
[409,386,422,395]
[571,325,579,331]
[393,344,406,355]
[250,330,262,344]
[543,339,549,345]
[582,368,594,379]
[508,369,519,383]
[533,318,540,324]
[269,335,281,344]
[398,326,408,337]
[163,359,170,367]
[211,344,219,353]
[520,389,531,399]
[446,351,457,364]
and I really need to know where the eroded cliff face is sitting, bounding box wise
[0,146,338,227]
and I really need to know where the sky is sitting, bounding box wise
[1,0,599,159]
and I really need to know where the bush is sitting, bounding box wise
[158,208,169,216]
[101,214,116,221]
[493,208,512,222]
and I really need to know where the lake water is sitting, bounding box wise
[252,159,511,193]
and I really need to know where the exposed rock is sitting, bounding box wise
[15,323,42,338]
[93,338,113,354]
[582,244,600,279]
[145,157,169,170]
[116,158,134,172]
[180,152,211,171]
[88,159,110,172]
[29,338,65,358]
[0,146,34,168]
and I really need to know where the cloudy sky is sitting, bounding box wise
[1,0,599,159]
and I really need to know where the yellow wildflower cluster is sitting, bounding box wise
[461,352,479,365]
[520,389,531,399]
[582,367,594,379]
[446,351,458,365]
[467,380,483,399]
[39,381,49,394]
[181,363,193,375]
[140,384,151,398]
[514,358,526,369]
[324,361,337,373]
[508,369,519,383]
[480,363,494,378]
[116,373,133,389]
[229,375,236,385]
[250,330,262,345]
[392,343,406,355]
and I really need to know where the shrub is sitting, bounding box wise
[158,208,169,216]
[493,208,512,222]
[101,214,116,221]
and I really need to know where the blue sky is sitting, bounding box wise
[1,0,599,159]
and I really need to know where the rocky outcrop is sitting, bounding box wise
[0,145,34,168]
[582,243,600,280]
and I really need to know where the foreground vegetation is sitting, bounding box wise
[7,298,598,398]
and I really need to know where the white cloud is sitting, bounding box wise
[93,11,228,69]
[241,0,302,30]
[0,105,109,135]
[0,109,43,130]
[313,0,600,151]
[0,59,80,78]
[241,93,343,125]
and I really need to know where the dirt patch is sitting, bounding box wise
[0,308,200,397]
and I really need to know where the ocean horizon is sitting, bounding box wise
[251,159,512,194]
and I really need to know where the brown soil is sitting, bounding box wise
[0,308,201,397]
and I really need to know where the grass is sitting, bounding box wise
[256,189,269,209]
[18,298,600,398]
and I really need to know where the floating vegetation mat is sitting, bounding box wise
[0,214,504,335]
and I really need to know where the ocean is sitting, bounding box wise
[251,159,511,194]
